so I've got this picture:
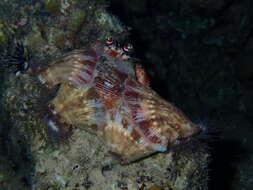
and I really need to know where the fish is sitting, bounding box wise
[37,38,200,163]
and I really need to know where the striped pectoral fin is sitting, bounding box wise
[123,82,171,153]
[105,127,158,163]
[154,101,201,141]
[123,82,158,148]
[93,72,126,109]
[123,79,144,109]
[38,49,98,89]
[37,66,60,88]
[101,109,152,163]
[68,58,97,88]
[136,120,168,152]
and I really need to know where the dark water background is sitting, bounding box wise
[109,0,253,189]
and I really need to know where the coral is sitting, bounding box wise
[0,29,6,45]
[68,9,86,33]
[45,0,62,14]
[96,11,126,41]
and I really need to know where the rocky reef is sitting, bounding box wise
[0,0,209,190]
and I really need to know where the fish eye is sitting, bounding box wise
[123,43,133,53]
[106,37,114,45]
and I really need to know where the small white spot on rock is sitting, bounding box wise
[48,120,59,132]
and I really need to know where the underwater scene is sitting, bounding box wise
[0,0,252,190]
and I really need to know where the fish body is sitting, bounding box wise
[38,41,200,162]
